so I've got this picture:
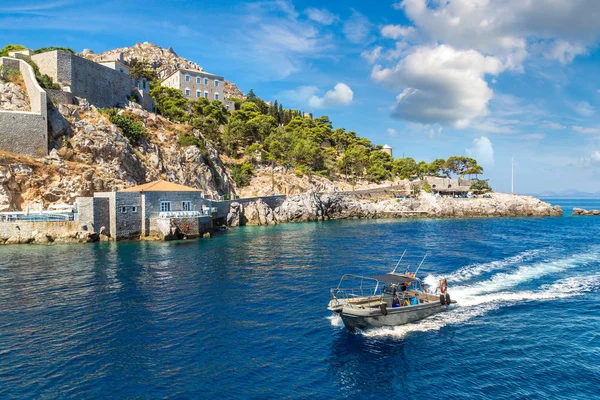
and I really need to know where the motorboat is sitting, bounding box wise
[327,253,456,331]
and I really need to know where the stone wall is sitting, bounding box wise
[132,87,155,112]
[76,196,110,235]
[45,88,75,105]
[114,192,142,239]
[93,192,117,237]
[0,57,48,156]
[32,50,131,109]
[0,220,80,239]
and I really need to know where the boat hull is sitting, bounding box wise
[340,301,454,331]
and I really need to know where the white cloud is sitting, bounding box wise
[575,101,595,117]
[308,83,354,108]
[360,46,382,64]
[542,121,567,130]
[381,24,415,40]
[522,133,545,140]
[305,8,337,25]
[542,40,587,64]
[578,151,600,167]
[343,10,372,44]
[397,0,600,68]
[237,1,333,79]
[371,45,503,127]
[572,126,600,134]
[387,128,398,137]
[466,136,495,168]
[282,83,354,109]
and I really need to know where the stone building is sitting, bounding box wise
[0,56,48,156]
[425,177,474,195]
[382,144,393,158]
[77,180,213,240]
[161,68,235,110]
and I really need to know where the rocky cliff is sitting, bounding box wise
[0,99,234,211]
[84,42,246,100]
[226,192,563,226]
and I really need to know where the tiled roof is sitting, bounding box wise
[119,180,201,192]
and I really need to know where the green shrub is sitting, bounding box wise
[128,93,140,104]
[470,180,492,192]
[228,162,254,187]
[0,44,26,57]
[34,47,76,55]
[102,108,147,144]
[422,182,432,193]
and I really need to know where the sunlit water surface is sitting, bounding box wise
[1,198,599,399]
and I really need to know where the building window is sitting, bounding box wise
[185,88,190,96]
[226,105,230,110]
[204,91,209,98]
[182,201,192,211]
[196,76,201,84]
[204,78,208,85]
[197,90,201,98]
[121,206,127,213]
[132,206,138,213]
[185,74,190,82]
[215,80,219,87]
[160,201,171,212]
[215,93,220,101]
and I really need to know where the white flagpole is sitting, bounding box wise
[511,157,514,195]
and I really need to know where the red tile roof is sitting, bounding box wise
[119,180,201,192]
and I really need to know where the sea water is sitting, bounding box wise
[1,198,599,399]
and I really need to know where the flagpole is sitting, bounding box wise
[511,157,514,195]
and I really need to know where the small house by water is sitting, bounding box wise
[77,180,214,240]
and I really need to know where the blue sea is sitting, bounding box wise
[1,198,599,399]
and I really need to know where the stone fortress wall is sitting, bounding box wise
[32,50,131,109]
[0,57,48,156]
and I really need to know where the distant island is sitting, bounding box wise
[528,190,600,198]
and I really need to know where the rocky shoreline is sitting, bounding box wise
[0,192,562,245]
[226,192,563,226]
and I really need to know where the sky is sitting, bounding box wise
[2,0,600,194]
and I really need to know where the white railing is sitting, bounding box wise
[159,211,202,218]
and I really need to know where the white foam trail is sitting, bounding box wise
[361,274,600,339]
[450,250,600,302]
[448,248,549,282]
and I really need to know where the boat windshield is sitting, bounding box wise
[332,274,380,299]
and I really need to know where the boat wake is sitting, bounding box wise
[442,248,553,283]
[329,249,600,339]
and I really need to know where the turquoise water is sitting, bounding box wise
[1,198,599,399]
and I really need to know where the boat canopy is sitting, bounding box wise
[370,273,416,284]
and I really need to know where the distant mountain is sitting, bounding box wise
[82,42,246,100]
[529,190,600,198]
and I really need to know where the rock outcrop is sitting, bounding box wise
[573,208,600,216]
[230,192,563,226]
[86,42,245,100]
[0,101,235,211]
[0,79,29,112]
